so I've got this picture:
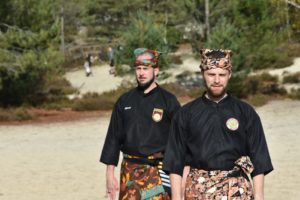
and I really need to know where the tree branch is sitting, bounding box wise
[287,0,300,9]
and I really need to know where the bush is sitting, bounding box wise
[282,72,300,84]
[0,108,35,121]
[160,82,205,102]
[72,84,133,111]
[243,73,286,96]
[288,88,300,100]
[169,54,183,65]
[160,83,188,97]
[72,93,109,111]
[245,94,270,107]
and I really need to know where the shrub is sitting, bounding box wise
[282,73,300,84]
[160,83,188,97]
[0,108,35,121]
[243,73,286,95]
[72,84,133,111]
[288,88,300,100]
[245,94,270,107]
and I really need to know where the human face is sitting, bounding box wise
[202,67,231,101]
[135,65,158,90]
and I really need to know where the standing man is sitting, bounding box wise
[163,49,273,200]
[108,46,115,75]
[100,48,181,200]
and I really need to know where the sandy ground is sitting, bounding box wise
[65,64,123,97]
[1,55,299,199]
[0,100,300,200]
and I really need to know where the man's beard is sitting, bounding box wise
[205,82,227,100]
[137,74,155,91]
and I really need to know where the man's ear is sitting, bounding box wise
[228,70,232,79]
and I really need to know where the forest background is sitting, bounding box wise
[0,0,300,121]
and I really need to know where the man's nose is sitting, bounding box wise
[138,69,145,76]
[214,75,220,83]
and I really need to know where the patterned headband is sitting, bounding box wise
[134,48,160,68]
[199,49,233,71]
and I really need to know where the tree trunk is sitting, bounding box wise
[205,0,210,40]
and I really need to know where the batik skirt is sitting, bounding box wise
[119,154,171,200]
[185,156,254,200]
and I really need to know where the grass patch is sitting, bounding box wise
[0,108,35,122]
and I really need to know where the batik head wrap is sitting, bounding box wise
[199,49,233,71]
[134,48,160,68]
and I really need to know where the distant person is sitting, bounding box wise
[84,53,92,77]
[163,49,273,200]
[100,48,181,200]
[108,46,115,75]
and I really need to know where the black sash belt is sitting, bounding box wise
[124,157,163,167]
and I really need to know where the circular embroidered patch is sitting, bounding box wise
[226,118,239,131]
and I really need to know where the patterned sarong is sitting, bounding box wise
[185,156,254,200]
[119,154,170,200]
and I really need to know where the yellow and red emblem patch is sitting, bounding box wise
[152,108,163,122]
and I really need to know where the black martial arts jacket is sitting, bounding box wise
[100,86,180,166]
[163,93,273,177]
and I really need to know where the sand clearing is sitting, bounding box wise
[0,100,300,200]
[1,56,300,199]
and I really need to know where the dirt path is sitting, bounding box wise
[65,64,123,97]
[0,100,300,200]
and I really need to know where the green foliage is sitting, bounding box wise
[115,12,170,74]
[227,74,248,98]
[0,22,64,107]
[205,0,290,71]
[166,27,183,50]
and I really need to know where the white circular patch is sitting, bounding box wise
[153,113,162,122]
[226,118,239,131]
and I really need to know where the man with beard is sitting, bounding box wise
[163,49,273,200]
[100,48,180,200]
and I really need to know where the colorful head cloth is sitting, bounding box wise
[199,49,233,71]
[134,48,160,68]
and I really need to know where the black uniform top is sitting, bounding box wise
[163,93,273,177]
[100,85,181,166]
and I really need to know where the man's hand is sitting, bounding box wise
[106,165,119,200]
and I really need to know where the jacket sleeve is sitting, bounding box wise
[168,95,181,120]
[247,108,273,177]
[100,98,123,166]
[163,109,188,176]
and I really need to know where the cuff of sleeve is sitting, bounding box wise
[163,166,183,177]
[251,167,273,177]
